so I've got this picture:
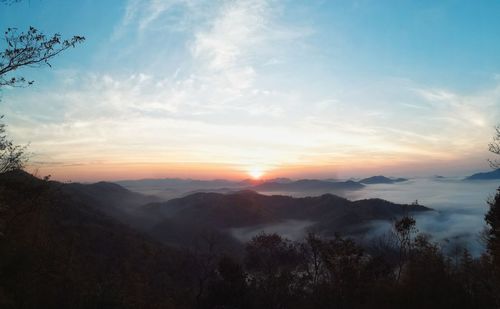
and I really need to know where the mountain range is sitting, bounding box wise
[0,170,435,307]
[359,175,408,184]
[465,169,500,180]
[0,171,193,307]
[116,175,413,200]
[2,171,431,250]
[135,189,430,248]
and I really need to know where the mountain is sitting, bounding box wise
[63,181,160,209]
[21,172,430,250]
[115,177,363,200]
[0,171,436,307]
[465,169,500,180]
[58,181,163,229]
[265,177,293,183]
[115,178,247,200]
[251,179,364,192]
[140,190,431,243]
[359,175,408,184]
[0,170,195,308]
[117,177,241,188]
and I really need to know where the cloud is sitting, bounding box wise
[191,0,273,70]
[5,72,500,180]
[4,1,500,180]
[414,87,493,128]
[112,0,206,40]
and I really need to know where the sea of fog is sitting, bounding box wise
[235,178,499,255]
[338,178,498,255]
[121,177,499,255]
[349,178,499,255]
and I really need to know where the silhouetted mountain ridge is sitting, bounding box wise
[465,169,500,180]
[140,190,431,241]
[251,179,364,192]
[0,170,194,307]
[359,175,408,184]
[114,175,419,200]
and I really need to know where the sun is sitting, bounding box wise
[248,167,265,180]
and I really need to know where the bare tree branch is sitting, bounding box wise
[489,125,500,169]
[0,116,29,172]
[0,27,85,87]
[0,0,22,5]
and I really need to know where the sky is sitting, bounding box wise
[1,0,499,181]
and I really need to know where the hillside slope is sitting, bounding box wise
[0,171,194,308]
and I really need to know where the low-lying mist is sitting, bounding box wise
[118,176,499,255]
[346,178,498,255]
[230,219,317,242]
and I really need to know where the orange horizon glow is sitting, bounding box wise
[25,154,490,183]
[5,0,499,187]
[247,167,265,180]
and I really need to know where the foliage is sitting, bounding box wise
[0,0,21,5]
[0,117,28,173]
[1,171,499,308]
[489,125,500,168]
[486,189,500,262]
[0,171,192,308]
[0,26,84,87]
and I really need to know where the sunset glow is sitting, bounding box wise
[248,167,265,180]
[1,1,499,181]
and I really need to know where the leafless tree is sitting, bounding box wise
[1,27,84,87]
[0,116,28,173]
[0,5,85,172]
[393,214,417,282]
[489,125,500,169]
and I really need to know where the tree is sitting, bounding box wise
[485,189,500,266]
[300,232,326,287]
[0,4,85,172]
[0,116,28,173]
[482,126,500,307]
[0,26,84,87]
[485,126,500,266]
[489,125,500,169]
[189,231,225,308]
[315,234,367,308]
[245,233,303,309]
[393,214,417,282]
[0,0,21,5]
[201,255,250,309]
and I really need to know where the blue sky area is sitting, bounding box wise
[1,0,499,181]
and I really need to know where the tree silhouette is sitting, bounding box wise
[486,126,500,266]
[483,126,500,306]
[0,116,27,173]
[394,214,417,282]
[0,4,85,173]
[486,190,500,266]
[0,27,84,87]
[245,233,303,309]
[489,125,500,168]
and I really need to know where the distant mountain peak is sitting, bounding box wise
[359,175,408,184]
[464,169,500,180]
[252,179,364,192]
[233,189,261,196]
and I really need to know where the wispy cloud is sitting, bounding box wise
[113,0,203,39]
[3,0,500,180]
[191,0,275,70]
